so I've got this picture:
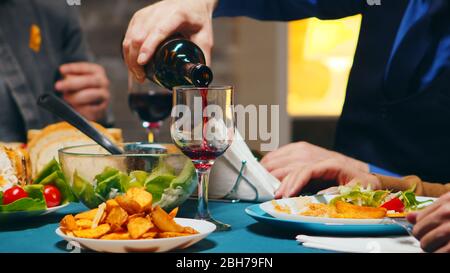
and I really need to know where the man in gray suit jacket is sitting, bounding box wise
[0,0,112,142]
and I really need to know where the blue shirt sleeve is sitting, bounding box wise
[213,0,365,21]
[369,164,402,178]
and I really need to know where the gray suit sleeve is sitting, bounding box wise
[61,5,115,127]
[61,7,93,63]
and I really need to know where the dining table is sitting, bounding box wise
[0,199,330,253]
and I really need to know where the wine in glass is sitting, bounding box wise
[128,73,172,142]
[171,86,234,231]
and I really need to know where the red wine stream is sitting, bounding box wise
[180,88,224,169]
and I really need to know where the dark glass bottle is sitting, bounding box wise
[144,36,213,90]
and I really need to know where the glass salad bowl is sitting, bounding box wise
[58,143,197,210]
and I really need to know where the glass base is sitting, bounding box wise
[196,215,231,232]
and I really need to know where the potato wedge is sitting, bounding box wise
[127,217,153,239]
[73,224,111,239]
[158,232,192,238]
[105,206,128,230]
[152,206,185,233]
[168,207,178,219]
[74,208,98,220]
[59,187,197,240]
[60,215,78,232]
[183,226,199,234]
[141,231,157,239]
[125,187,152,212]
[116,195,142,215]
[105,199,120,212]
[127,213,145,223]
[334,201,387,219]
[100,232,130,240]
[76,219,93,229]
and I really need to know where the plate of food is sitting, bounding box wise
[56,187,216,253]
[246,184,435,235]
[0,122,123,221]
[0,146,75,221]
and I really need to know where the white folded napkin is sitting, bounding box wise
[296,235,423,253]
[208,130,280,202]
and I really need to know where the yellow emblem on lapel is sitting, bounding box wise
[29,24,42,53]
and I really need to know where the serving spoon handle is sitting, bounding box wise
[37,93,123,155]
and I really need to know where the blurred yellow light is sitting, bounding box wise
[288,15,362,117]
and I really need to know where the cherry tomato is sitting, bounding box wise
[381,197,405,212]
[43,185,61,208]
[3,186,28,205]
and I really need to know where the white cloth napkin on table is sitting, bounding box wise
[208,130,281,202]
[296,235,423,253]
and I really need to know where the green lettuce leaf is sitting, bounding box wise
[34,159,77,203]
[126,171,148,190]
[399,186,433,211]
[330,184,390,207]
[145,174,177,202]
[93,167,132,200]
[34,159,60,184]
[72,172,103,208]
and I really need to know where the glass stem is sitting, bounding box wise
[196,167,212,220]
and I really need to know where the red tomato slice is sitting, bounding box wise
[3,186,28,205]
[381,197,405,212]
[43,185,61,208]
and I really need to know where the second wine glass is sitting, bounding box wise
[171,86,235,231]
[128,73,172,142]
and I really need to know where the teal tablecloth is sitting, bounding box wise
[0,200,328,253]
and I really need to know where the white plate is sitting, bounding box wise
[55,218,216,253]
[260,195,435,225]
[0,203,69,221]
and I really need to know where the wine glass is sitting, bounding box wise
[127,72,172,142]
[171,86,234,231]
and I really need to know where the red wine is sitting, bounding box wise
[144,36,213,90]
[128,92,172,123]
[180,146,226,169]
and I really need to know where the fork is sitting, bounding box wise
[314,188,340,204]
[383,217,414,237]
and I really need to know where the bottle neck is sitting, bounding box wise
[183,63,213,87]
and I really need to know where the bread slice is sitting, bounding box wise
[27,122,122,177]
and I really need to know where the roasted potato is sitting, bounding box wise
[105,199,120,212]
[115,195,142,215]
[158,232,192,238]
[60,215,78,232]
[74,208,98,221]
[100,232,130,240]
[168,207,178,219]
[125,187,152,212]
[152,206,185,233]
[127,217,154,239]
[76,219,93,229]
[334,201,387,219]
[105,206,128,230]
[141,231,158,239]
[73,224,111,239]
[60,188,198,240]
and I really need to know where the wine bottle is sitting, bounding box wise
[144,35,213,90]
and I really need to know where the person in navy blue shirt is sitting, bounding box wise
[123,0,450,184]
